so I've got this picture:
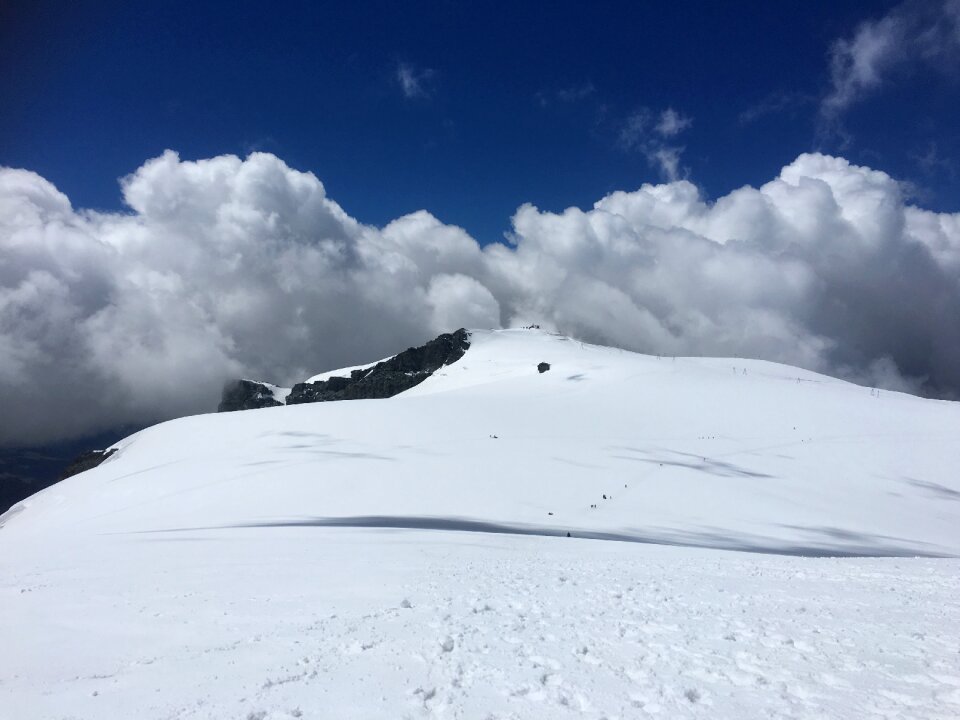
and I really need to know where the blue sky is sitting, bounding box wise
[3,0,957,245]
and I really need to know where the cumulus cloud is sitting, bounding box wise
[2,150,960,446]
[821,0,960,132]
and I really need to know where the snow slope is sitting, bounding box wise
[2,328,959,719]
[260,380,292,405]
[4,328,958,556]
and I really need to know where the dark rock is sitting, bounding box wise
[218,379,284,412]
[59,449,117,481]
[286,329,470,405]
[538,362,551,373]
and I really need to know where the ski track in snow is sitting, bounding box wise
[2,530,959,720]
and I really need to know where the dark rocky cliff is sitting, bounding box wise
[218,379,285,413]
[216,329,471,412]
[286,328,470,404]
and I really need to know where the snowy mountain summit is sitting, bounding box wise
[2,328,959,719]
[9,327,955,556]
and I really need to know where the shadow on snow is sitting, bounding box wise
[130,515,953,558]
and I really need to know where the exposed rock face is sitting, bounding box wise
[218,380,284,412]
[538,362,551,373]
[59,449,117,481]
[286,329,470,405]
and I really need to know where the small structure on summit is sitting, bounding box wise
[538,362,551,374]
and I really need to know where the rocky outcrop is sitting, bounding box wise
[218,380,285,412]
[286,329,470,405]
[59,449,117,481]
[538,362,551,373]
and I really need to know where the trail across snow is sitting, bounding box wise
[1,328,959,718]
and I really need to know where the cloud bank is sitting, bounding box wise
[2,150,960,446]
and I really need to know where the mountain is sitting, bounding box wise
[2,328,958,719]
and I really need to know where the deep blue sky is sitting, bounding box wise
[2,0,957,245]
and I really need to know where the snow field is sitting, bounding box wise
[1,529,958,719]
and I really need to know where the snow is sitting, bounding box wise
[232,379,293,404]
[3,529,959,719]
[2,328,959,718]
[269,384,292,405]
[303,356,389,385]
[260,380,292,405]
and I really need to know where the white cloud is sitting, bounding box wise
[654,108,692,137]
[617,110,650,151]
[396,62,435,99]
[823,12,902,118]
[618,107,693,181]
[821,0,960,129]
[2,150,960,446]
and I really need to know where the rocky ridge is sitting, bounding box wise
[218,329,470,412]
[218,379,285,412]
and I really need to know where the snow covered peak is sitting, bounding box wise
[3,325,958,557]
[409,326,858,396]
